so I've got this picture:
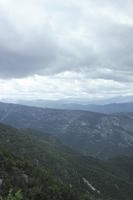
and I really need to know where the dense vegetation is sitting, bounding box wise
[0,123,133,199]
[0,123,105,200]
[0,145,101,200]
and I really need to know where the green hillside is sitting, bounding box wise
[0,145,96,200]
[0,123,133,200]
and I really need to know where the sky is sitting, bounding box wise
[0,0,133,101]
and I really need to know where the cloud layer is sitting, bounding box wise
[0,0,133,100]
[0,72,132,101]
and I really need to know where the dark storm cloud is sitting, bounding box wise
[0,0,133,82]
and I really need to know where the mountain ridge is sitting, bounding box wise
[14,99,133,113]
[0,102,133,158]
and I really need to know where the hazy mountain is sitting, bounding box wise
[15,95,133,105]
[1,122,133,200]
[73,102,133,113]
[0,102,133,158]
[15,99,133,113]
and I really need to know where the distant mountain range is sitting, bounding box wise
[0,102,133,159]
[13,95,133,105]
[14,99,133,113]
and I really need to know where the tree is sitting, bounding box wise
[0,189,23,200]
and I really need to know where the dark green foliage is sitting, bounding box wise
[0,123,133,200]
[0,146,87,200]
[0,190,22,200]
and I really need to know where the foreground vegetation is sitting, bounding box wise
[0,145,101,200]
[0,123,133,199]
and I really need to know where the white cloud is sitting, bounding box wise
[0,72,132,100]
[0,0,133,99]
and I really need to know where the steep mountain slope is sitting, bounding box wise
[0,123,133,200]
[0,145,89,200]
[0,102,133,158]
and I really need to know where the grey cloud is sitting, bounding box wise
[0,0,133,83]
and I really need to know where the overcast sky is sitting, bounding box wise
[0,0,133,101]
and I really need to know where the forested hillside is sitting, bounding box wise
[0,102,133,158]
[0,123,133,200]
